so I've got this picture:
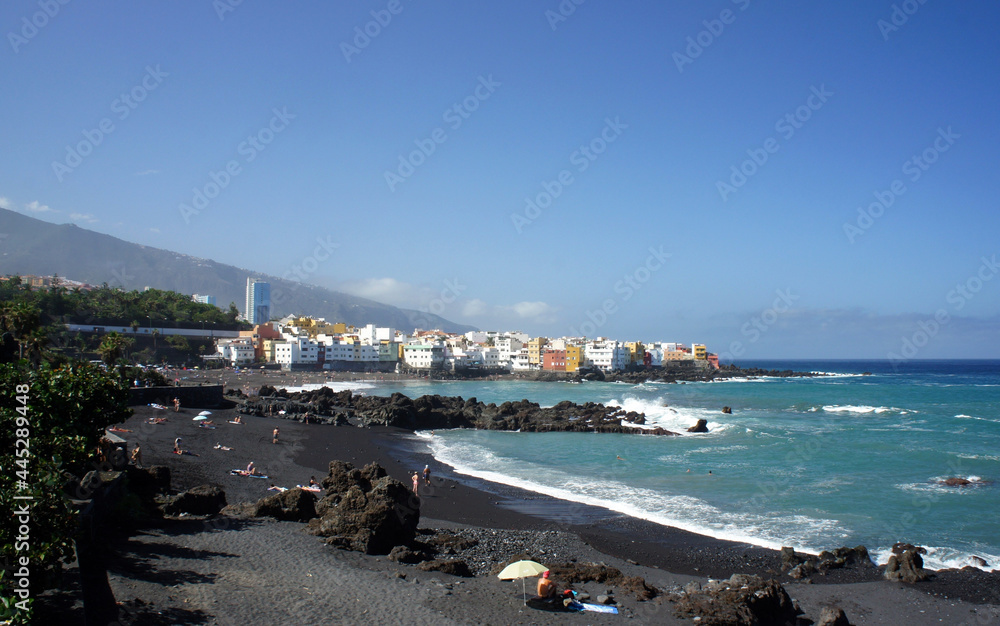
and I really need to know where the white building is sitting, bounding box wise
[216,337,255,366]
[511,348,532,371]
[585,339,631,372]
[403,344,444,369]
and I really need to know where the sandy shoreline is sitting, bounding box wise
[40,369,1000,624]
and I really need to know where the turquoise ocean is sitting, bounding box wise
[287,360,1000,570]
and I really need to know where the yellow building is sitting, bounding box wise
[289,317,344,337]
[565,345,583,372]
[692,344,707,360]
[663,349,688,362]
[528,337,548,366]
[625,341,645,364]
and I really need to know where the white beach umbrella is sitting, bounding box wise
[497,560,548,605]
[198,410,213,416]
[192,416,207,421]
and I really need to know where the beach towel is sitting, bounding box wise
[198,424,217,429]
[577,603,618,614]
[230,469,269,479]
[149,403,168,410]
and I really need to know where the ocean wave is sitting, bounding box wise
[871,546,1000,572]
[957,453,1000,461]
[278,381,377,394]
[821,405,910,415]
[428,436,847,554]
[955,414,1000,423]
[607,396,725,435]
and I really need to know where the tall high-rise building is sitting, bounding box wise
[192,294,217,306]
[245,278,270,325]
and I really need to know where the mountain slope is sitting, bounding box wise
[0,209,476,334]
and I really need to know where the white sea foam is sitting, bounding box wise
[821,405,909,415]
[871,546,1000,572]
[957,453,1000,461]
[607,396,725,435]
[955,414,1000,423]
[277,381,377,394]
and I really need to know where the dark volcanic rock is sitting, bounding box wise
[673,574,799,625]
[891,542,927,555]
[417,559,474,577]
[722,406,733,414]
[548,562,657,600]
[817,606,850,626]
[161,484,226,516]
[308,461,419,555]
[885,549,929,583]
[252,487,317,522]
[687,419,709,433]
[388,545,432,564]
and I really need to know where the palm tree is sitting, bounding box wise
[97,332,134,367]
[1,302,42,360]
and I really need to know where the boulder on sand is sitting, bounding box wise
[161,484,226,516]
[673,574,799,625]
[885,549,929,583]
[252,487,317,522]
[308,461,419,555]
[817,606,850,626]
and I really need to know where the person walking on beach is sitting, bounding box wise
[423,464,431,486]
[173,397,181,412]
[412,472,420,496]
[272,427,279,444]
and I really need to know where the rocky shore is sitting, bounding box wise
[234,386,689,435]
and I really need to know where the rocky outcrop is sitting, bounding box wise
[161,484,226,516]
[252,487,317,522]
[239,388,695,435]
[780,546,875,579]
[722,406,733,414]
[687,419,709,433]
[673,574,799,625]
[417,559,474,577]
[817,606,851,626]
[885,548,929,582]
[547,562,657,601]
[307,461,419,555]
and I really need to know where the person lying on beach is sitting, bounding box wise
[108,426,132,433]
[267,484,287,492]
[173,449,199,456]
[229,415,243,424]
[213,443,233,451]
[147,417,167,424]
[199,423,217,430]
[247,461,261,476]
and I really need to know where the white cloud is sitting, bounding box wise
[69,212,98,223]
[25,200,56,213]
[338,277,432,309]
[0,197,10,208]
[507,301,557,320]
[462,299,488,317]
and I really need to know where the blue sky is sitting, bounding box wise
[2,1,999,359]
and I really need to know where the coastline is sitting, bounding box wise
[39,368,997,624]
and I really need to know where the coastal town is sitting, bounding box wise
[49,275,720,373]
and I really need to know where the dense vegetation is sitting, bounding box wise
[0,277,248,365]
[0,277,231,622]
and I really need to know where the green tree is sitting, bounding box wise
[0,302,42,360]
[0,362,131,624]
[96,332,133,367]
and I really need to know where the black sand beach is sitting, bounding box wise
[40,370,1000,624]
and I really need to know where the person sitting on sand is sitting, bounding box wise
[536,571,557,599]
[131,444,142,469]
[234,415,242,424]
[247,461,261,476]
[308,476,319,487]
[174,437,182,453]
